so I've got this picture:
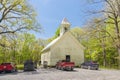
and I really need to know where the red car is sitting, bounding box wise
[0,64,4,73]
[0,63,17,73]
[56,60,75,71]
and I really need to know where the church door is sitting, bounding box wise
[66,55,70,62]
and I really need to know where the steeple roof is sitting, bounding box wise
[61,18,70,25]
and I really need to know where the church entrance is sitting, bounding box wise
[66,55,70,62]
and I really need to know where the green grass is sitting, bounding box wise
[16,64,24,70]
[100,66,119,70]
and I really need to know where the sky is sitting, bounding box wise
[29,0,103,39]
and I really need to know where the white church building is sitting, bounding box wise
[41,18,85,66]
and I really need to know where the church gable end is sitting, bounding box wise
[51,31,84,52]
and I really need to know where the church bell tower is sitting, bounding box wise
[60,18,71,36]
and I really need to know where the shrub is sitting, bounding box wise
[17,64,24,70]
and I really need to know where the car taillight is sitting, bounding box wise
[3,66,6,69]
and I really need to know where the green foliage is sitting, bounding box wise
[0,0,42,64]
[55,26,60,38]
[91,51,98,61]
[71,21,119,68]
[47,26,60,43]
[16,64,24,70]
[17,33,42,63]
[0,32,43,64]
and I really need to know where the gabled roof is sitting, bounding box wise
[42,31,85,52]
[41,36,61,52]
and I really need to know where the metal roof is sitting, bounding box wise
[42,36,61,52]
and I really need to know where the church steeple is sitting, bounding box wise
[60,18,71,36]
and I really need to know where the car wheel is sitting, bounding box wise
[11,69,15,73]
[71,68,73,71]
[15,69,17,72]
[56,66,58,69]
[81,65,83,69]
[11,70,13,73]
[61,67,64,71]
[58,66,61,70]
[59,67,61,70]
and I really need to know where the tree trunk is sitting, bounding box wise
[99,30,107,67]
[102,40,106,67]
[114,17,120,69]
[103,46,106,67]
[117,47,120,69]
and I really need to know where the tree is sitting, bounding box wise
[0,0,41,45]
[55,26,60,38]
[92,0,120,68]
[13,33,43,64]
[71,27,85,42]
[103,0,120,59]
[0,0,42,63]
[79,17,119,67]
[47,26,61,43]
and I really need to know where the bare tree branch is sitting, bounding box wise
[4,17,22,20]
[0,26,27,34]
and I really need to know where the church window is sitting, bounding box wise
[64,27,68,32]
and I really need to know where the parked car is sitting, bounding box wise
[0,62,17,73]
[0,64,4,73]
[34,61,37,69]
[56,60,75,71]
[24,60,35,71]
[80,61,99,70]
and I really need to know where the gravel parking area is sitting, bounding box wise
[0,68,120,80]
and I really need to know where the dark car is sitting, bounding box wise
[24,60,35,71]
[34,61,37,69]
[1,62,17,73]
[80,61,99,70]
